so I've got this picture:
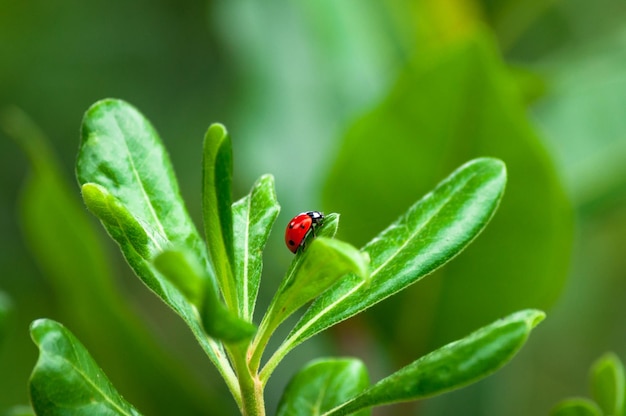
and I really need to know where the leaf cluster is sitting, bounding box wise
[27,99,544,415]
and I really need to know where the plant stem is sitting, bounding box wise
[230,344,265,416]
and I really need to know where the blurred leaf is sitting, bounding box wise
[323,30,571,358]
[1,405,35,416]
[0,291,12,344]
[531,27,626,211]
[76,99,239,398]
[550,398,603,416]
[590,352,625,416]
[477,0,558,52]
[232,174,280,321]
[265,157,506,377]
[326,310,545,415]
[277,358,370,416]
[212,0,398,212]
[0,105,117,325]
[203,123,237,309]
[1,106,219,414]
[29,319,142,416]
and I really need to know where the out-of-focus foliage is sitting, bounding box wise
[551,352,625,416]
[1,0,626,414]
[323,30,571,361]
[0,292,12,345]
[1,107,231,414]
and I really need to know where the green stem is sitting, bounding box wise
[248,256,303,373]
[230,344,265,416]
[247,306,277,374]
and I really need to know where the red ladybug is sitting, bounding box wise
[285,211,324,253]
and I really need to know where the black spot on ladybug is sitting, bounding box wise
[288,240,295,246]
[300,224,306,229]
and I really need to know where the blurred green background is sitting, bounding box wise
[1,0,626,414]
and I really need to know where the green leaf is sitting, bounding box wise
[264,157,506,378]
[29,319,142,416]
[325,310,545,415]
[202,123,237,310]
[76,99,240,399]
[590,352,625,416]
[277,358,370,416]
[550,399,603,416]
[80,183,155,260]
[77,99,210,271]
[232,174,280,321]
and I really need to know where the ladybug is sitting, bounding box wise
[285,211,324,253]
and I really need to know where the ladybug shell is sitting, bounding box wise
[285,211,323,253]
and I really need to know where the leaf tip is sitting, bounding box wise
[505,309,545,331]
[81,98,135,133]
[80,183,111,219]
[470,156,506,176]
[319,213,340,239]
[592,351,622,370]
[29,318,59,344]
[83,97,131,116]
[201,304,257,344]
[525,309,546,329]
[206,123,228,142]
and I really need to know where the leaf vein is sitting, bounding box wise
[242,195,252,320]
[113,111,167,242]
[58,346,135,415]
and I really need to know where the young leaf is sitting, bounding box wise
[253,237,369,372]
[202,123,237,309]
[232,174,280,321]
[29,319,142,416]
[76,99,240,399]
[589,352,625,416]
[153,248,206,306]
[277,358,370,416]
[266,237,369,331]
[550,399,603,416]
[264,158,506,379]
[325,310,544,415]
[152,248,256,343]
[317,213,339,239]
